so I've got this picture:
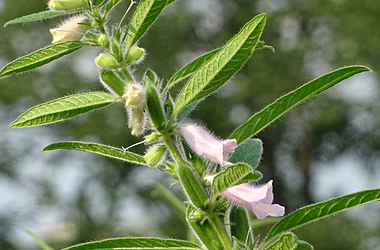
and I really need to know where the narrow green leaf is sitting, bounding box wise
[266,233,313,250]
[10,92,117,128]
[125,0,167,50]
[165,0,177,6]
[172,14,266,117]
[4,11,67,27]
[165,42,266,93]
[62,237,203,250]
[106,0,123,13]
[229,65,371,145]
[43,141,149,166]
[27,231,54,250]
[212,163,261,198]
[228,207,253,247]
[175,100,201,122]
[165,48,221,92]
[264,188,380,244]
[0,41,86,78]
[100,70,126,96]
[186,206,223,250]
[145,68,157,86]
[229,139,263,170]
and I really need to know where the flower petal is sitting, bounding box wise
[179,124,237,166]
[252,203,285,219]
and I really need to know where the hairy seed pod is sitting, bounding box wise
[145,76,166,132]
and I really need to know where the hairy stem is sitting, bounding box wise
[208,213,232,250]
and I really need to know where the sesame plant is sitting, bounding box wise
[1,0,379,249]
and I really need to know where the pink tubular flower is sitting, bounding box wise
[222,180,285,219]
[179,124,237,167]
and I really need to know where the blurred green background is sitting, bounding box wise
[1,0,380,249]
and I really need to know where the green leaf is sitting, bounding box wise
[228,207,253,247]
[0,41,86,78]
[27,231,54,250]
[43,142,149,166]
[125,0,168,50]
[164,42,266,94]
[145,68,158,86]
[172,14,266,117]
[10,92,117,128]
[229,139,263,170]
[165,0,177,6]
[62,237,203,250]
[266,233,313,250]
[229,65,371,145]
[100,70,126,96]
[175,100,201,122]
[186,206,223,250]
[263,188,380,245]
[4,11,68,27]
[165,48,221,92]
[212,163,261,198]
[106,0,123,13]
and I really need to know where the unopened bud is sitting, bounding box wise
[144,133,159,144]
[49,0,89,11]
[129,108,145,135]
[204,175,215,186]
[144,145,166,166]
[97,34,109,47]
[126,46,144,64]
[123,83,146,107]
[95,53,118,69]
[50,16,89,44]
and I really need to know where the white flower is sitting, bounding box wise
[49,16,89,44]
[129,108,145,135]
[123,83,146,107]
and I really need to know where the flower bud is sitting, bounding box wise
[49,16,90,44]
[97,34,109,47]
[49,0,89,11]
[144,133,159,144]
[123,83,146,107]
[126,46,145,65]
[144,144,166,166]
[95,53,118,69]
[128,108,145,135]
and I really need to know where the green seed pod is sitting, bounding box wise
[49,0,89,11]
[126,46,145,64]
[95,53,118,69]
[177,163,209,209]
[144,144,166,167]
[145,76,166,132]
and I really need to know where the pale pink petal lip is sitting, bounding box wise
[221,181,285,220]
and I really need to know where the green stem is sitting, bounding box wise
[208,213,232,250]
[162,133,182,164]
[121,65,133,82]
